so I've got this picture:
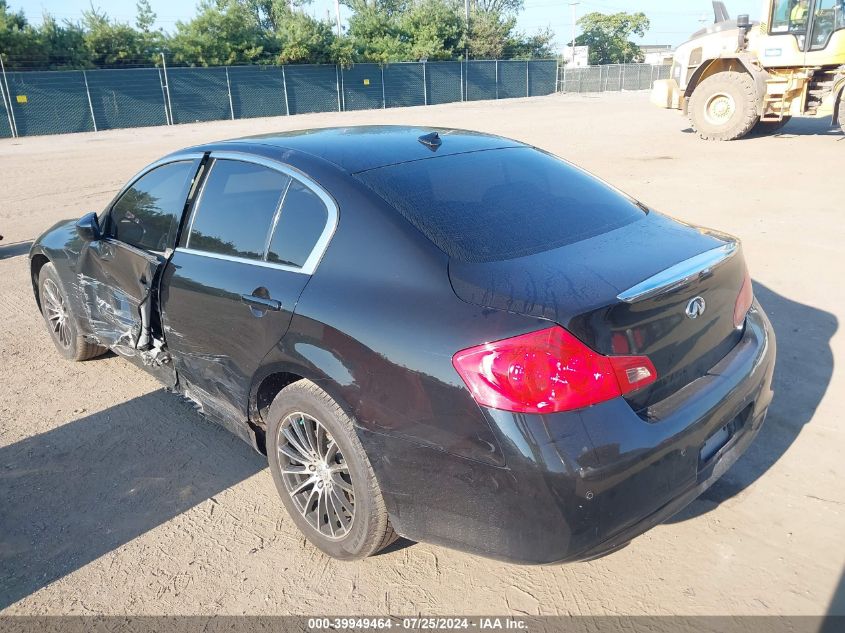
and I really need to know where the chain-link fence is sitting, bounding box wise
[0,58,671,139]
[0,58,561,139]
[558,63,671,94]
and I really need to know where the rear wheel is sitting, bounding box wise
[688,71,760,141]
[266,380,397,559]
[38,262,106,361]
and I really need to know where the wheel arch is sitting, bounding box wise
[248,360,358,455]
[29,250,51,313]
[684,55,768,114]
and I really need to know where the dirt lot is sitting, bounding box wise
[1,91,843,616]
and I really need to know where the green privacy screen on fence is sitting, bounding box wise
[0,61,669,139]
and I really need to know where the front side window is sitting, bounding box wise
[187,159,291,261]
[110,161,196,252]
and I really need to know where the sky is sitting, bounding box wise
[10,0,765,50]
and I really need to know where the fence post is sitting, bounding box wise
[526,60,530,97]
[0,72,10,137]
[422,62,427,106]
[281,65,290,116]
[621,64,625,91]
[82,70,97,132]
[381,65,386,109]
[160,52,174,125]
[495,59,499,99]
[460,60,465,101]
[0,53,18,138]
[225,67,235,120]
[335,65,342,112]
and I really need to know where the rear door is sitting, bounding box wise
[78,156,202,386]
[160,152,337,423]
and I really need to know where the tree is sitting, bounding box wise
[81,5,146,66]
[504,25,554,59]
[0,0,42,65]
[400,0,464,60]
[466,10,513,59]
[574,11,650,65]
[135,0,156,32]
[273,9,337,64]
[170,0,267,66]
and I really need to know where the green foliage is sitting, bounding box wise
[575,11,650,65]
[0,0,561,68]
[170,0,267,66]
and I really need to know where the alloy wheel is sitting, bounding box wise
[43,279,71,348]
[277,412,355,540]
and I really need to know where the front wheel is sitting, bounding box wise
[688,71,760,141]
[38,262,106,361]
[266,380,397,560]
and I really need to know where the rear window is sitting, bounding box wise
[356,147,645,263]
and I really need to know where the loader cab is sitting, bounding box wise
[761,0,845,65]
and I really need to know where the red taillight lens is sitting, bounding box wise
[452,326,657,414]
[734,269,753,328]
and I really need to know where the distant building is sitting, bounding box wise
[561,46,589,68]
[640,44,674,65]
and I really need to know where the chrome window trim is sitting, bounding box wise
[616,241,738,303]
[175,247,308,275]
[182,150,339,276]
[102,152,206,246]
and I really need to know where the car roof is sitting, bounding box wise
[188,126,527,174]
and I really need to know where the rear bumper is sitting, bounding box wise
[363,303,775,564]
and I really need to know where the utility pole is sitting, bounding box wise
[334,0,342,37]
[568,2,579,65]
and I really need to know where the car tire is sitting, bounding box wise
[688,71,760,141]
[266,379,398,560]
[38,262,107,361]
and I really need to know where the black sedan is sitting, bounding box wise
[29,126,775,563]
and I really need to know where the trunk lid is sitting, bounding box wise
[448,212,746,411]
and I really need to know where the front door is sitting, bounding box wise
[160,154,336,425]
[78,157,201,386]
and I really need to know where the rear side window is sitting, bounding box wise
[356,147,645,263]
[110,161,196,252]
[188,159,290,261]
[267,181,329,267]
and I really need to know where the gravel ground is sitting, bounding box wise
[1,91,843,616]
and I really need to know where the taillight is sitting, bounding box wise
[452,326,657,414]
[734,268,753,328]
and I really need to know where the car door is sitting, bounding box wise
[159,152,337,424]
[77,155,202,386]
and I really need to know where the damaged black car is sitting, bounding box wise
[29,126,776,563]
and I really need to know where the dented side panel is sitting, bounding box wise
[77,239,176,386]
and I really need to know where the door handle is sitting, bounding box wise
[240,293,282,311]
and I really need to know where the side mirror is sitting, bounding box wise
[75,212,101,242]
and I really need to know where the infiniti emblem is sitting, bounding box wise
[685,296,706,319]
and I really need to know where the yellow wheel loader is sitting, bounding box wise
[652,0,845,139]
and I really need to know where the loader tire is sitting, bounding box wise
[688,71,760,141]
[838,93,845,134]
